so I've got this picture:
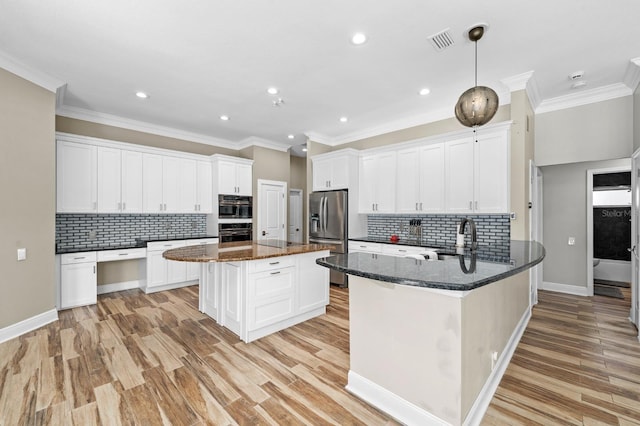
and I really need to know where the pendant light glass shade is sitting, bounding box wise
[454,25,499,128]
[454,85,499,127]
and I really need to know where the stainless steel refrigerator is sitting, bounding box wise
[309,190,348,287]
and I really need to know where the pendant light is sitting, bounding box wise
[454,25,499,128]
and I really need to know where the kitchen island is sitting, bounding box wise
[163,240,333,343]
[317,240,544,426]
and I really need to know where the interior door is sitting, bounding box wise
[288,189,303,243]
[529,160,543,306]
[258,180,287,241]
[631,149,640,335]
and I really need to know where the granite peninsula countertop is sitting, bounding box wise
[55,234,217,255]
[163,240,334,263]
[317,240,545,291]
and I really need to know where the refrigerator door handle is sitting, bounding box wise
[323,196,329,232]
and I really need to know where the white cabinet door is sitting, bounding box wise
[60,262,97,309]
[247,267,295,331]
[348,241,382,254]
[297,252,329,313]
[57,141,97,213]
[445,138,474,213]
[217,160,238,195]
[396,147,420,213]
[359,152,396,213]
[419,143,445,212]
[312,158,332,191]
[222,262,242,335]
[146,250,168,288]
[196,160,213,213]
[121,150,143,213]
[97,147,122,213]
[329,156,350,189]
[236,163,253,196]
[178,158,197,213]
[474,131,509,213]
[162,156,180,213]
[167,258,187,284]
[143,154,164,213]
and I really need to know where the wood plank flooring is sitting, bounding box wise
[484,288,640,425]
[1,285,639,425]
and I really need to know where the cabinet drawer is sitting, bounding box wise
[249,256,295,273]
[146,240,186,252]
[97,248,146,262]
[348,241,382,253]
[381,245,425,257]
[249,266,296,299]
[184,238,218,246]
[60,251,97,265]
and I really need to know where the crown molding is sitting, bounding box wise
[236,136,291,152]
[535,83,632,114]
[0,49,65,93]
[56,104,240,149]
[500,71,541,111]
[623,57,640,91]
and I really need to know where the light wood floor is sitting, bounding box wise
[0,285,639,425]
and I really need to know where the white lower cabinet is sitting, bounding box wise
[185,238,218,280]
[59,252,97,309]
[145,240,188,293]
[348,241,382,254]
[202,250,330,343]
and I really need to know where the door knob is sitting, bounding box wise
[262,230,266,236]
[296,228,299,232]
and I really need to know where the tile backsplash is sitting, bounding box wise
[367,214,510,249]
[56,214,207,251]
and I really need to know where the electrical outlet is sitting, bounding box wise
[491,351,498,370]
[88,230,97,240]
[568,237,575,246]
[17,248,26,261]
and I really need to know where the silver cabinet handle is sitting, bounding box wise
[420,202,423,210]
[469,201,473,210]
[93,202,97,210]
[93,265,96,274]
[74,256,86,260]
[164,203,167,211]
[398,249,407,252]
[119,253,128,256]
[160,203,163,211]
[416,203,419,210]
[269,261,280,265]
[122,202,126,211]
[270,271,281,275]
[475,201,478,210]
[118,202,121,211]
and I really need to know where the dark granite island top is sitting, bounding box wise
[317,240,544,291]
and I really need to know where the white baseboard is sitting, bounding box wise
[541,281,589,296]
[463,308,532,426]
[346,371,450,426]
[143,280,198,294]
[97,280,143,295]
[0,309,58,344]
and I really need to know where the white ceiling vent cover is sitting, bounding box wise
[428,29,455,51]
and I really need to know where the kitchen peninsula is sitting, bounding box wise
[317,240,544,426]
[163,240,333,343]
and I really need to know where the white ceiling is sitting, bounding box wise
[1,0,640,156]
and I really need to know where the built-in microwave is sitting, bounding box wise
[219,194,252,219]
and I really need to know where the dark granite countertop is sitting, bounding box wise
[317,240,545,291]
[56,234,218,254]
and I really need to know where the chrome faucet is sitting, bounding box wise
[457,218,478,251]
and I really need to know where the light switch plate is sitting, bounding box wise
[17,248,26,261]
[568,237,576,246]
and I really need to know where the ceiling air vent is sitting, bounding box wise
[428,29,455,51]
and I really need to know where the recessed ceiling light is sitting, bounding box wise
[220,115,230,121]
[135,91,148,99]
[340,116,348,123]
[288,134,295,139]
[267,87,279,95]
[419,88,431,96]
[351,33,367,45]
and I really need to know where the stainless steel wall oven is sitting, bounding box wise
[218,222,253,243]
[219,195,252,219]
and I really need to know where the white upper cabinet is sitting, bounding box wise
[120,150,143,213]
[445,137,475,213]
[358,151,396,214]
[57,141,97,213]
[178,158,197,213]
[474,130,509,213]
[444,129,509,214]
[311,150,360,192]
[196,160,213,213]
[312,155,350,191]
[213,155,253,196]
[396,143,445,213]
[97,148,143,213]
[143,154,180,213]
